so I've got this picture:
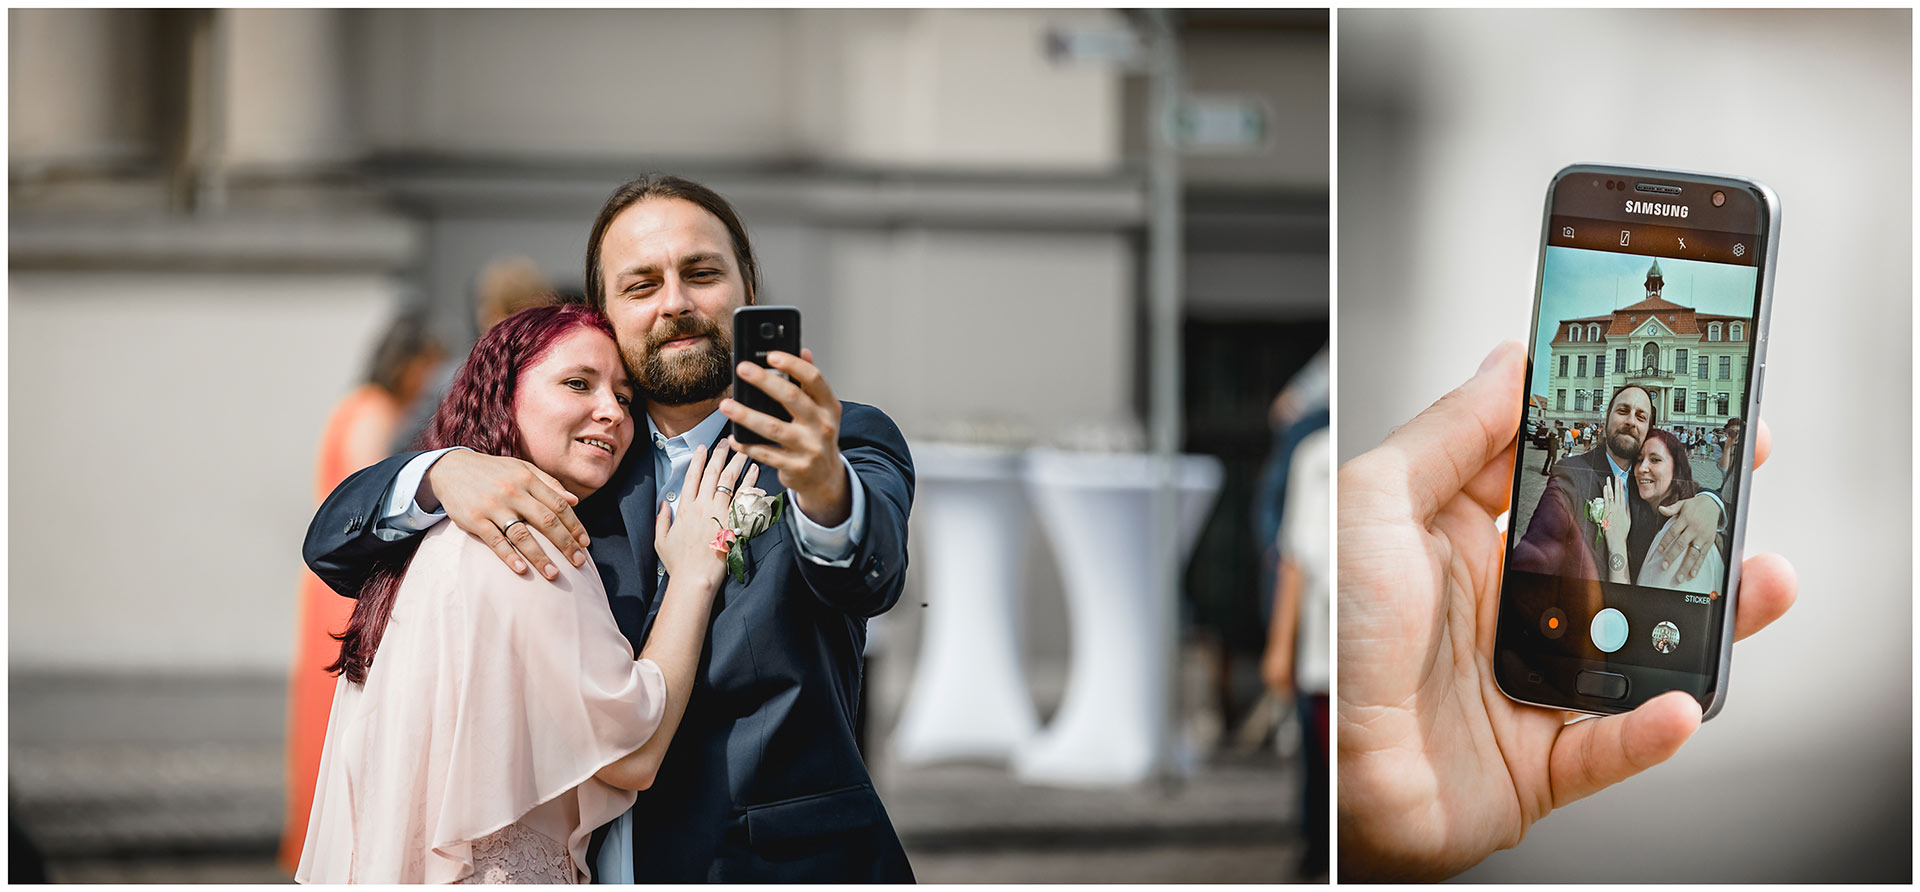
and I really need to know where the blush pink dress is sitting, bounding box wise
[295,523,667,884]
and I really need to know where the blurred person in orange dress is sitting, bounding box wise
[278,311,443,873]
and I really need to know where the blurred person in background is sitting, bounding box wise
[392,256,560,452]
[298,305,741,883]
[279,312,443,874]
[1259,425,1329,880]
[302,174,916,882]
[1337,341,1798,880]
[1240,349,1328,736]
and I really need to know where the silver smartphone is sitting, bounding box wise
[1493,164,1779,719]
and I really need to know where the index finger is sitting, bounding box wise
[765,350,836,413]
[1365,340,1524,523]
[525,463,590,548]
[1751,417,1770,470]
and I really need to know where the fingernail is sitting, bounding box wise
[573,552,586,566]
[1478,341,1515,375]
[544,566,558,580]
[513,561,526,573]
[578,533,592,546]
[1663,559,1672,569]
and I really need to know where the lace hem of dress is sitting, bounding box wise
[454,821,578,884]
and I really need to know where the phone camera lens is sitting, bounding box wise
[1711,190,1727,207]
[760,322,777,338]
[1605,180,1615,191]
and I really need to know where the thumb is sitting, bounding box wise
[1549,691,1701,808]
[1657,501,1680,517]
[1369,339,1525,523]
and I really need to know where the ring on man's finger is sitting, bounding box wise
[715,485,734,495]
[502,519,528,536]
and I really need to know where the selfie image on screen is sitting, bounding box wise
[1507,247,1758,667]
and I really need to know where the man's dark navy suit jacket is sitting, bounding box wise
[304,401,916,883]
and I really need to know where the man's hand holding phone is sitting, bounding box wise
[1337,340,1798,880]
[721,348,852,527]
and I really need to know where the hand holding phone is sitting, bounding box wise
[720,306,855,527]
[1335,340,1798,880]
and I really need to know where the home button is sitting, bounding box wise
[1576,670,1630,699]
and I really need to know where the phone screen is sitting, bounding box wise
[1495,167,1773,716]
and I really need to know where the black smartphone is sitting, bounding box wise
[1493,164,1779,719]
[729,305,801,447]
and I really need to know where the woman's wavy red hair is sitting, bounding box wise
[326,303,618,684]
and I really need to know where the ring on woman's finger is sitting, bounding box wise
[1687,542,1702,552]
[715,485,734,495]
[502,519,528,536]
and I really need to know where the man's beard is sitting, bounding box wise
[1607,425,1642,463]
[628,316,731,406]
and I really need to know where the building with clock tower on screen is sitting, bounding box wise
[1542,259,1752,434]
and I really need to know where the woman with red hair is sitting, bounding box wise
[297,304,749,883]
[1598,427,1724,594]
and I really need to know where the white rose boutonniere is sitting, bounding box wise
[1584,496,1609,554]
[711,486,785,584]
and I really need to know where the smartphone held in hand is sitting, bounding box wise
[729,306,801,447]
[1493,164,1778,719]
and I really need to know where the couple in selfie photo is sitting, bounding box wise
[293,175,916,884]
[1511,383,1737,595]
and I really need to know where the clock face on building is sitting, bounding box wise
[1645,324,1658,335]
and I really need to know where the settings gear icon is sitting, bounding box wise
[1732,243,1747,257]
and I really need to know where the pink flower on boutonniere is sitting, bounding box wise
[713,487,785,583]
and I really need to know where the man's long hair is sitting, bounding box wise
[583,174,761,309]
[325,304,618,684]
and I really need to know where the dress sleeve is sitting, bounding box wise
[427,531,666,877]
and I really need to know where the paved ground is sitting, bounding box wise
[11,662,1315,884]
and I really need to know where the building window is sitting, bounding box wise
[1577,355,1588,378]
[1576,390,1588,411]
[1595,354,1605,376]
[1708,322,1722,341]
[1559,355,1568,377]
[1674,388,1687,414]
[1569,324,1581,342]
[1642,342,1659,373]
[1615,348,1627,372]
[1731,322,1744,341]
[1698,356,1709,378]
[1676,348,1688,373]
[1719,356,1731,379]
[1696,392,1708,415]
[1717,392,1730,415]
[1557,389,1566,411]
[1588,323,1601,341]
